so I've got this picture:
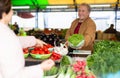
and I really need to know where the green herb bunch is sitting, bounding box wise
[87,40,120,77]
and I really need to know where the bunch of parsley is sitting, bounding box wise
[87,40,120,77]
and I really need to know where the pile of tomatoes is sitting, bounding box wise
[23,44,62,61]
[30,44,53,54]
[50,52,62,61]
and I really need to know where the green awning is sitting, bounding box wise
[12,0,118,9]
[12,0,49,9]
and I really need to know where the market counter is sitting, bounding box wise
[68,50,91,57]
[25,56,60,66]
[25,57,41,66]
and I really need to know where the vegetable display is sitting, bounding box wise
[43,55,96,78]
[57,55,95,78]
[87,40,120,77]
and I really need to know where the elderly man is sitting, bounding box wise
[65,3,96,51]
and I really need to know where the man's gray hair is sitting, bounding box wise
[79,3,91,12]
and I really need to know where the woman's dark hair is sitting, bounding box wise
[0,0,11,19]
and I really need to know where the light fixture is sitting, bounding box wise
[46,5,68,8]
[90,4,110,7]
[12,6,30,9]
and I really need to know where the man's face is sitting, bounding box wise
[78,5,90,21]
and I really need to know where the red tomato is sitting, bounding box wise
[44,48,48,52]
[31,50,36,54]
[34,47,40,51]
[45,51,50,54]
[31,50,39,54]
[46,44,53,48]
[35,51,40,54]
[38,48,42,51]
[50,52,62,60]
[39,50,44,54]
[23,48,29,54]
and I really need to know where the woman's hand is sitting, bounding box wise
[40,59,55,71]
[36,39,47,47]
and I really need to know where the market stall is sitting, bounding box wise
[23,39,120,78]
[10,0,120,78]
